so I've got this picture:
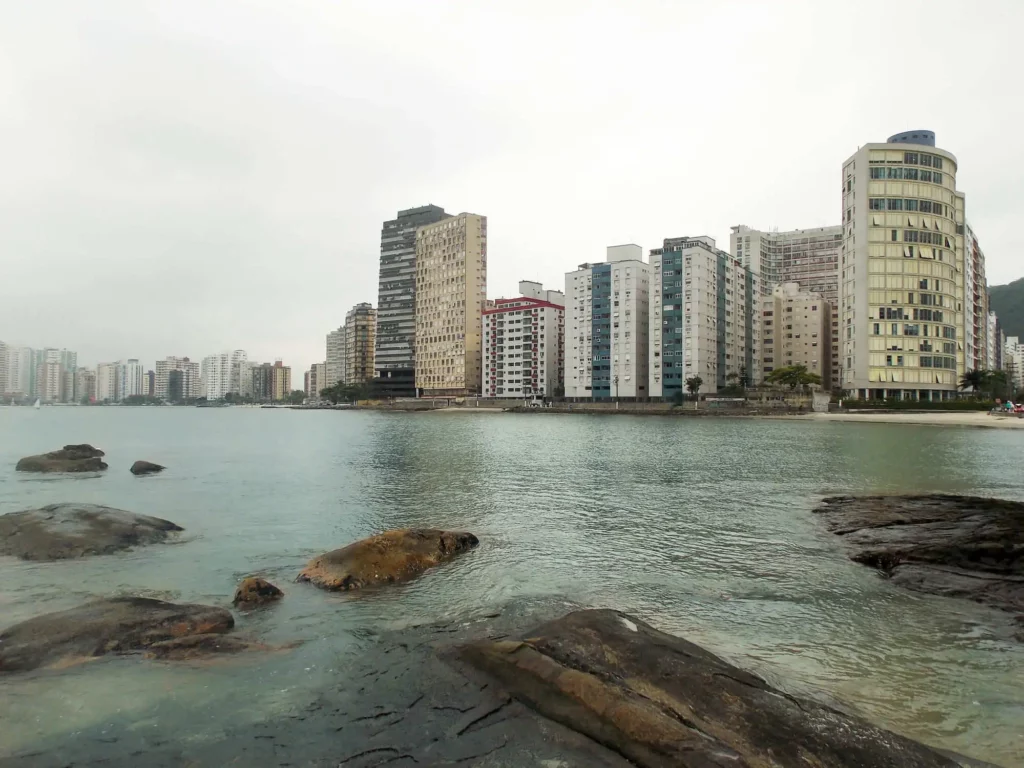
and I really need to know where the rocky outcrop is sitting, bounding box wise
[0,597,234,673]
[814,494,1024,623]
[0,503,184,561]
[297,528,478,591]
[459,609,959,768]
[145,634,266,661]
[232,577,283,607]
[16,443,108,473]
[130,460,165,475]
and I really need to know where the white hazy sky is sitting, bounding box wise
[2,0,1022,371]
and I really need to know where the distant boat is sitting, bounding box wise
[34,398,41,410]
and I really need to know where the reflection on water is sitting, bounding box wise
[1,408,1022,764]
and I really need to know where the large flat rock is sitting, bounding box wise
[814,494,1023,622]
[297,528,478,591]
[0,503,184,561]
[15,444,108,473]
[459,609,960,768]
[0,597,234,673]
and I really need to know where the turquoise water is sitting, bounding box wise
[0,407,1022,764]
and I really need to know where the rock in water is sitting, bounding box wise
[130,460,165,475]
[15,443,108,473]
[0,503,184,561]
[297,529,478,591]
[0,597,234,673]
[459,609,960,767]
[814,494,1024,623]
[233,577,283,607]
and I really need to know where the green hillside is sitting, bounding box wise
[989,278,1024,340]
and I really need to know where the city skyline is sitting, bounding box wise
[2,2,1023,371]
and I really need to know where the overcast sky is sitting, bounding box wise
[2,0,1021,371]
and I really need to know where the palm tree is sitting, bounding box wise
[685,375,703,409]
[959,369,986,394]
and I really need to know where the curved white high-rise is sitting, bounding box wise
[840,131,966,401]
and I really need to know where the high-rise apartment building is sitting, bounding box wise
[565,245,650,399]
[251,363,274,401]
[986,311,1002,372]
[305,362,326,400]
[648,237,758,398]
[119,359,144,399]
[482,281,565,399]
[344,303,377,386]
[75,368,96,403]
[761,283,831,385]
[4,345,33,396]
[0,342,7,396]
[731,225,841,389]
[38,348,63,402]
[96,362,118,402]
[271,360,291,401]
[326,328,346,387]
[1006,336,1023,390]
[201,350,247,400]
[964,223,989,373]
[375,205,451,397]
[414,212,487,397]
[155,356,201,401]
[841,130,966,400]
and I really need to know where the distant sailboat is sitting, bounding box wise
[34,398,41,410]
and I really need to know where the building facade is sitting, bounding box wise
[841,131,966,400]
[482,281,565,399]
[305,362,327,400]
[414,212,487,397]
[4,345,33,396]
[271,361,291,401]
[648,237,758,398]
[119,359,144,399]
[964,223,988,373]
[1006,336,1023,390]
[326,328,346,388]
[731,225,841,390]
[344,303,377,386]
[374,205,451,397]
[75,367,96,403]
[96,362,118,402]
[761,283,831,385]
[0,341,7,396]
[565,245,650,399]
[155,356,201,401]
[986,311,1002,372]
[201,350,247,400]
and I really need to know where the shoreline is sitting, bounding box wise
[415,406,1024,429]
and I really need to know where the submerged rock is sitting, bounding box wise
[459,608,960,767]
[130,460,165,475]
[297,528,478,591]
[145,633,266,661]
[0,503,184,561]
[15,443,107,473]
[0,597,234,673]
[232,577,283,607]
[814,494,1024,623]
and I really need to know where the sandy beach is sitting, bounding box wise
[797,411,1024,429]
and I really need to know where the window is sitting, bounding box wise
[869,198,885,210]
[904,152,919,165]
[891,229,898,241]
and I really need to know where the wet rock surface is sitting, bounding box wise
[129,460,164,475]
[814,494,1024,623]
[0,597,234,673]
[0,604,986,768]
[145,633,266,661]
[232,577,283,607]
[0,503,184,561]
[459,609,959,767]
[297,528,479,591]
[15,444,108,473]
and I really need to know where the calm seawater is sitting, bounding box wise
[1,407,1022,764]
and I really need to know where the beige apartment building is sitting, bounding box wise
[344,303,377,385]
[761,282,831,385]
[841,130,965,400]
[414,212,487,396]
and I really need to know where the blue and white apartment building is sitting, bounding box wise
[564,245,651,399]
